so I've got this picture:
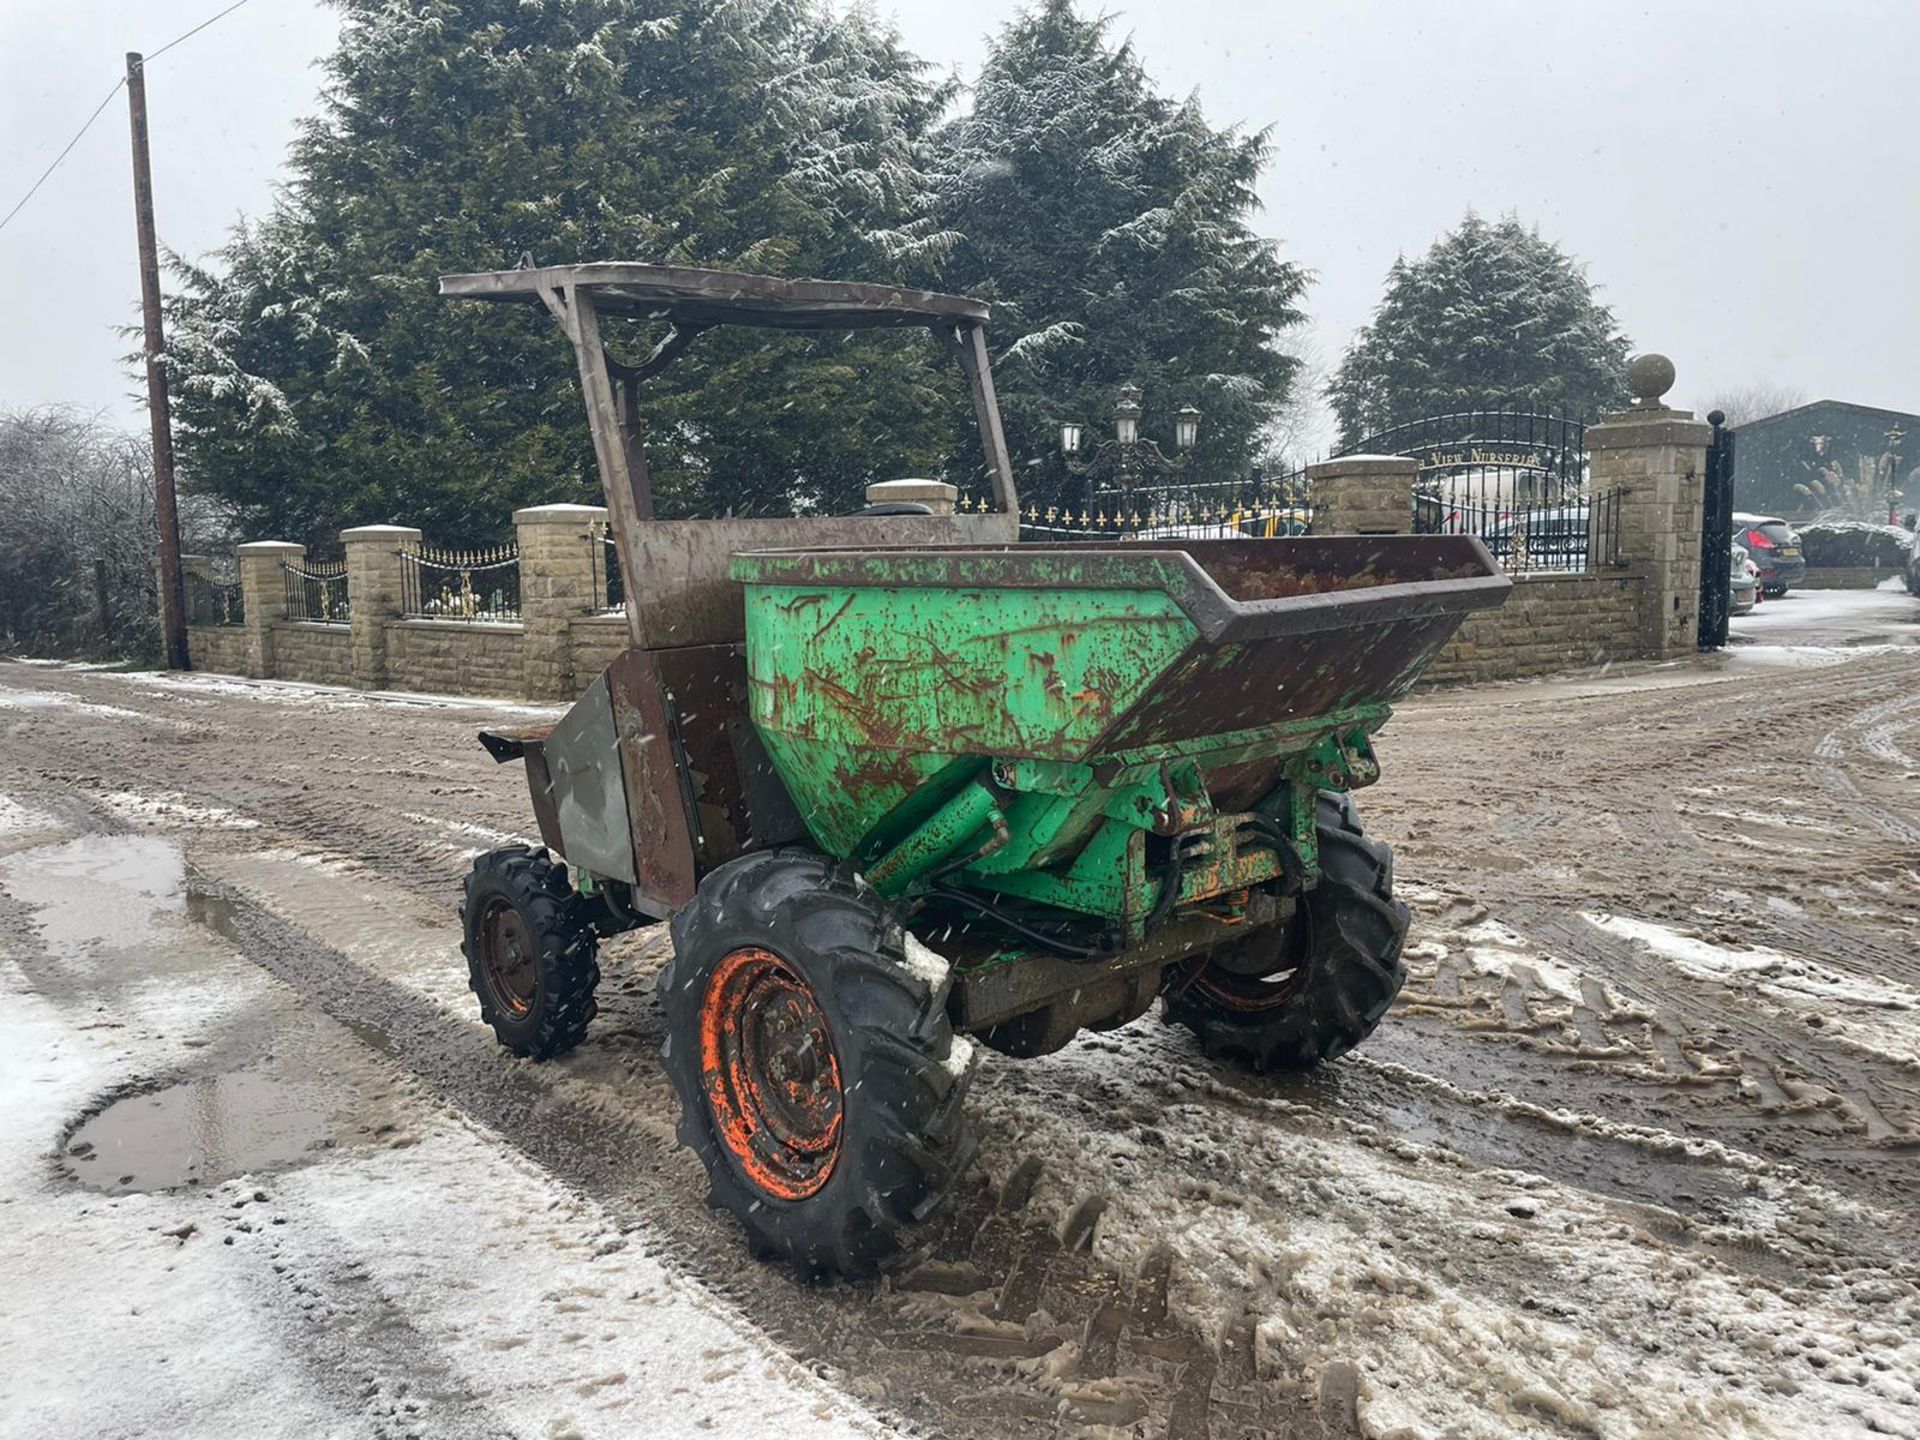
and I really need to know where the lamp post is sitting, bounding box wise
[1058,383,1201,511]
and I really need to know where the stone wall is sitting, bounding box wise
[187,510,623,700]
[273,623,353,686]
[1421,573,1643,686]
[185,625,249,675]
[385,620,527,698]
[569,615,631,683]
[189,415,1709,702]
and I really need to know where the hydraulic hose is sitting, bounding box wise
[1144,842,1189,937]
[1235,814,1307,894]
[928,881,1111,961]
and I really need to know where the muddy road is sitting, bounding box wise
[3,588,1918,1439]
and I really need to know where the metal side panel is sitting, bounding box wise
[607,648,703,914]
[541,673,637,886]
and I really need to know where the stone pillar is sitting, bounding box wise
[340,524,421,690]
[1585,354,1713,660]
[865,479,958,515]
[1306,455,1419,535]
[515,503,608,700]
[236,541,304,679]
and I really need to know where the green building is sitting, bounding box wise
[1731,400,1917,522]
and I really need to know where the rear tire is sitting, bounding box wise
[1162,792,1409,1071]
[658,849,977,1277]
[461,846,600,1059]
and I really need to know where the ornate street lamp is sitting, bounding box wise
[1112,384,1142,446]
[1058,384,1201,509]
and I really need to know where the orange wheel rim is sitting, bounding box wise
[1188,958,1310,1012]
[699,947,844,1201]
[479,900,539,1017]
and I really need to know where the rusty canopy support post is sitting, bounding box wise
[540,283,651,648]
[951,322,1019,517]
[126,51,189,671]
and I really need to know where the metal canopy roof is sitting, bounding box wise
[439,262,989,331]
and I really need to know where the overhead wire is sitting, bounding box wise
[0,79,125,237]
[147,0,255,63]
[0,0,258,238]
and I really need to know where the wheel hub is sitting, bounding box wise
[1186,907,1314,1012]
[479,900,539,1017]
[700,947,843,1201]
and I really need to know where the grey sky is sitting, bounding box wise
[3,0,1915,436]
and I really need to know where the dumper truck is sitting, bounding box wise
[439,262,1509,1275]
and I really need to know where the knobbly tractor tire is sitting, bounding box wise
[1163,792,1409,1071]
[658,849,977,1278]
[460,846,600,1060]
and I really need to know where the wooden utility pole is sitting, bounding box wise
[126,51,190,671]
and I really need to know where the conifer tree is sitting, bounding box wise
[929,0,1307,502]
[1329,213,1631,446]
[167,0,956,543]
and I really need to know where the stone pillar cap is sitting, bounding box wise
[236,540,307,555]
[1307,454,1420,476]
[1627,353,1677,408]
[1586,411,1712,446]
[514,502,610,524]
[340,524,424,542]
[866,478,958,500]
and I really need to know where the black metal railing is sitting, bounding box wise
[399,543,521,623]
[588,519,624,613]
[1413,471,1624,572]
[185,570,244,626]
[960,468,1314,541]
[283,559,349,623]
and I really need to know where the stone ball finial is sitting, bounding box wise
[1627,353,1676,407]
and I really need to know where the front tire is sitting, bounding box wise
[461,846,600,1059]
[659,850,977,1278]
[1163,792,1409,1070]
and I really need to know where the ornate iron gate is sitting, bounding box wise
[1343,410,1624,573]
[1698,410,1736,649]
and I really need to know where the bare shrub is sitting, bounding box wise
[0,407,231,660]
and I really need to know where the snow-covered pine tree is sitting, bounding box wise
[165,0,959,545]
[928,0,1307,501]
[1328,213,1632,448]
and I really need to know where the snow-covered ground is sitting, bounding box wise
[0,821,883,1439]
[2,586,1918,1439]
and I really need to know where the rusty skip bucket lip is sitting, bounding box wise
[728,535,1512,645]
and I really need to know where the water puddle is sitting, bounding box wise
[0,830,419,1195]
[62,1069,346,1194]
[0,833,184,951]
